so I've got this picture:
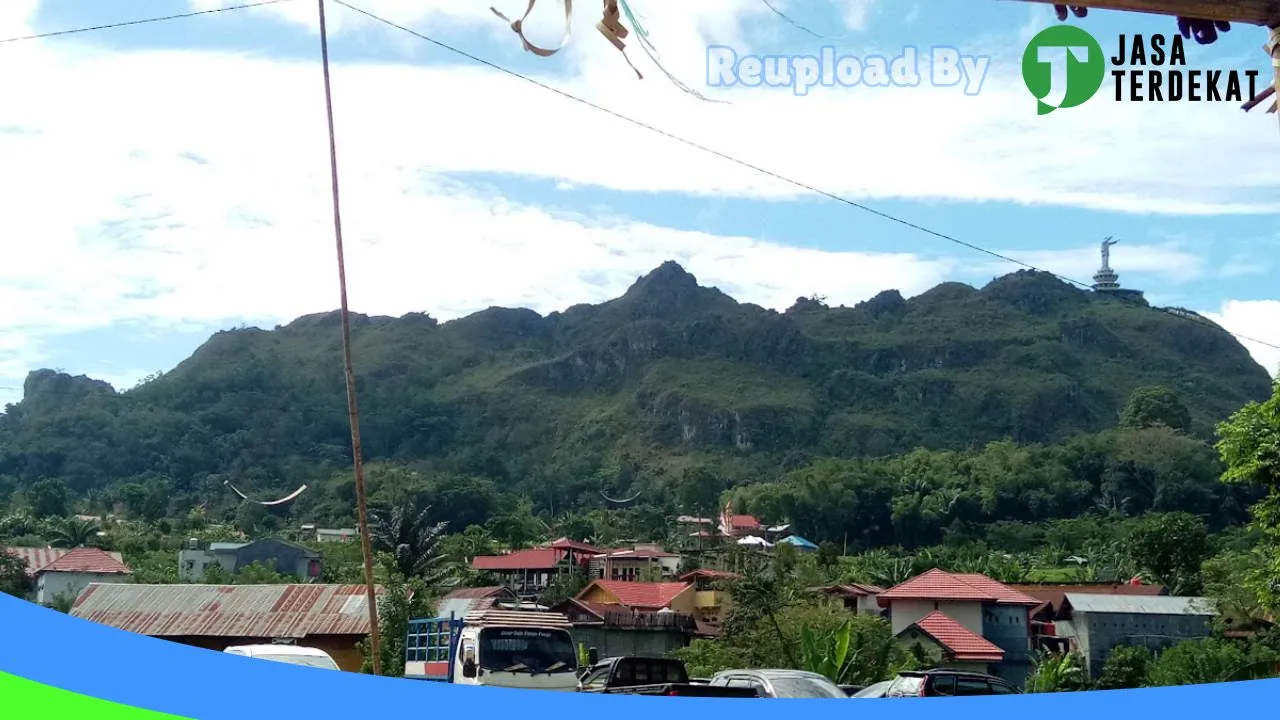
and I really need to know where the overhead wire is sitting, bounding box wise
[0,0,295,44]
[332,0,1280,353]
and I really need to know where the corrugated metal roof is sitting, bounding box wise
[1064,593,1217,616]
[70,583,384,638]
[209,542,248,552]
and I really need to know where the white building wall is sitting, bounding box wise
[889,599,983,635]
[37,572,131,605]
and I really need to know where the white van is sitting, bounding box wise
[223,644,341,671]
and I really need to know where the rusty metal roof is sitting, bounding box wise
[70,583,384,639]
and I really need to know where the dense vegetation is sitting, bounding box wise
[0,262,1270,542]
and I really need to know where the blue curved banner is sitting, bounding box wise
[1,592,1278,717]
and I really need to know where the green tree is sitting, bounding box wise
[49,517,102,548]
[1024,652,1087,693]
[359,556,439,677]
[0,552,31,597]
[25,478,68,519]
[369,500,451,586]
[1122,512,1209,594]
[1095,645,1153,690]
[1120,385,1192,434]
[1215,379,1280,612]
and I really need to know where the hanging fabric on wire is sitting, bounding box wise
[490,0,729,103]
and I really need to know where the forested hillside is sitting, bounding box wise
[0,261,1271,546]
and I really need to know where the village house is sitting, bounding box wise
[70,582,384,672]
[178,537,322,583]
[811,583,886,616]
[589,544,681,581]
[470,538,603,600]
[1051,593,1217,679]
[879,569,1041,687]
[1008,582,1168,654]
[435,586,522,618]
[3,546,133,606]
[556,579,710,658]
[679,568,738,633]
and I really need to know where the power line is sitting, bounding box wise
[333,1,1280,353]
[0,0,294,45]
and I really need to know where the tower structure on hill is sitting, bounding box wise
[1091,237,1145,301]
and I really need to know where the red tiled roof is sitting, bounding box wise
[878,569,1037,606]
[730,515,760,529]
[545,538,605,555]
[679,569,740,581]
[910,611,1005,662]
[2,546,128,577]
[71,583,384,638]
[597,548,678,560]
[471,548,566,571]
[39,547,132,575]
[579,580,692,609]
[952,574,1041,606]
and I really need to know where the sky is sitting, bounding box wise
[0,0,1278,408]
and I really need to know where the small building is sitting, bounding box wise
[314,528,357,543]
[70,583,383,672]
[897,611,1007,674]
[775,535,819,552]
[470,538,604,600]
[1055,593,1217,679]
[436,586,520,618]
[576,580,696,613]
[1008,582,1168,654]
[879,569,1040,687]
[589,545,681,581]
[9,547,133,606]
[679,569,738,633]
[811,583,885,616]
[178,538,322,583]
[551,598,702,659]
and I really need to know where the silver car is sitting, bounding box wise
[708,669,849,698]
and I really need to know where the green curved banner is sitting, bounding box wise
[0,671,191,719]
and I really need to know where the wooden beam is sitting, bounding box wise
[1004,0,1280,27]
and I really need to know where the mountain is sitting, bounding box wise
[0,262,1271,514]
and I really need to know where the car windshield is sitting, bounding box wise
[769,676,849,698]
[478,627,578,674]
[257,654,339,670]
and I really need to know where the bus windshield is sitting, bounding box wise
[478,627,578,674]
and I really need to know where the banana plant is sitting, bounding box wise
[799,619,854,684]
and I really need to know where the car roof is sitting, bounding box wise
[899,669,1005,681]
[226,644,333,657]
[717,669,832,680]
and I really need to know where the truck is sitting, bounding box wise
[403,609,582,691]
[578,656,760,697]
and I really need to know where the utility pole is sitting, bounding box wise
[316,0,381,674]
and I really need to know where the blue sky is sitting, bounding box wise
[1,0,1278,407]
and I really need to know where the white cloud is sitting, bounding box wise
[836,0,877,31]
[977,242,1207,286]
[178,0,1280,213]
[1202,300,1280,378]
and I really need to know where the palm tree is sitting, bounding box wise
[49,517,101,548]
[368,500,451,586]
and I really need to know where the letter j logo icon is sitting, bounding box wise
[1022,25,1106,115]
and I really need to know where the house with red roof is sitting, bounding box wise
[588,544,681,582]
[576,579,695,612]
[679,569,739,633]
[3,546,132,606]
[879,569,1040,686]
[811,583,886,616]
[470,538,605,600]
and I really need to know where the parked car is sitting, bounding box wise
[882,670,1019,697]
[580,656,758,697]
[708,669,849,698]
[223,644,341,671]
[849,679,894,698]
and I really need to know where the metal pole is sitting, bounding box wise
[316,0,382,675]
